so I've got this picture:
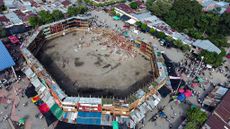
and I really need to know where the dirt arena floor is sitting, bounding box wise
[37,29,152,97]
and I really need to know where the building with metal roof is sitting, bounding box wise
[4,12,23,25]
[114,6,221,54]
[0,40,15,71]
[192,40,221,54]
[203,90,230,129]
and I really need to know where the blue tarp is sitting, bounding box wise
[76,112,101,125]
[177,93,186,102]
[77,117,101,125]
[0,40,15,71]
[78,112,101,118]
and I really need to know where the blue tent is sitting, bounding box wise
[0,40,15,71]
[76,112,101,125]
[177,93,186,102]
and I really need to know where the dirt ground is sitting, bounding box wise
[37,28,152,97]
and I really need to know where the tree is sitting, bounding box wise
[200,49,226,67]
[129,2,138,9]
[51,10,64,21]
[149,28,156,35]
[0,5,7,13]
[78,5,88,14]
[219,13,230,35]
[173,40,183,48]
[208,35,229,48]
[187,107,207,125]
[67,6,78,17]
[165,36,174,42]
[28,16,41,27]
[147,0,173,17]
[135,21,142,27]
[197,13,220,36]
[184,122,197,129]
[181,44,190,52]
[185,107,208,129]
[110,8,116,16]
[156,31,166,39]
[141,23,148,32]
[162,0,202,31]
[38,10,53,24]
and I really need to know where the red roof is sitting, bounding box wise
[226,53,230,59]
[30,0,40,8]
[39,103,50,113]
[225,6,230,13]
[116,3,134,14]
[205,114,230,129]
[8,35,19,44]
[62,0,71,7]
[0,15,9,23]
[205,91,230,129]
[14,10,26,18]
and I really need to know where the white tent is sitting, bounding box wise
[126,19,136,25]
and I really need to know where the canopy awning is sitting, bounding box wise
[50,103,64,120]
[18,118,25,125]
[32,95,40,103]
[113,16,120,20]
[112,121,119,129]
[0,40,15,71]
[8,35,19,44]
[126,19,136,25]
[39,103,50,113]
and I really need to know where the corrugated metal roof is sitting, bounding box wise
[192,40,221,54]
[76,112,101,125]
[5,12,23,25]
[0,40,15,71]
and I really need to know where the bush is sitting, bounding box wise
[149,28,156,35]
[200,49,226,67]
[156,31,166,39]
[135,21,142,27]
[184,107,208,129]
[129,2,139,9]
[141,23,148,32]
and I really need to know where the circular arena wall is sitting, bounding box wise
[21,16,164,128]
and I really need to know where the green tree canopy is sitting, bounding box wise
[28,16,41,28]
[157,31,166,39]
[184,122,197,129]
[78,5,88,14]
[219,13,230,35]
[173,40,183,48]
[67,6,79,16]
[110,8,117,16]
[148,0,173,17]
[165,36,174,42]
[141,23,148,31]
[38,10,53,24]
[135,21,142,27]
[129,2,139,9]
[51,10,64,21]
[200,49,226,67]
[67,6,88,16]
[186,107,207,126]
[149,28,156,35]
